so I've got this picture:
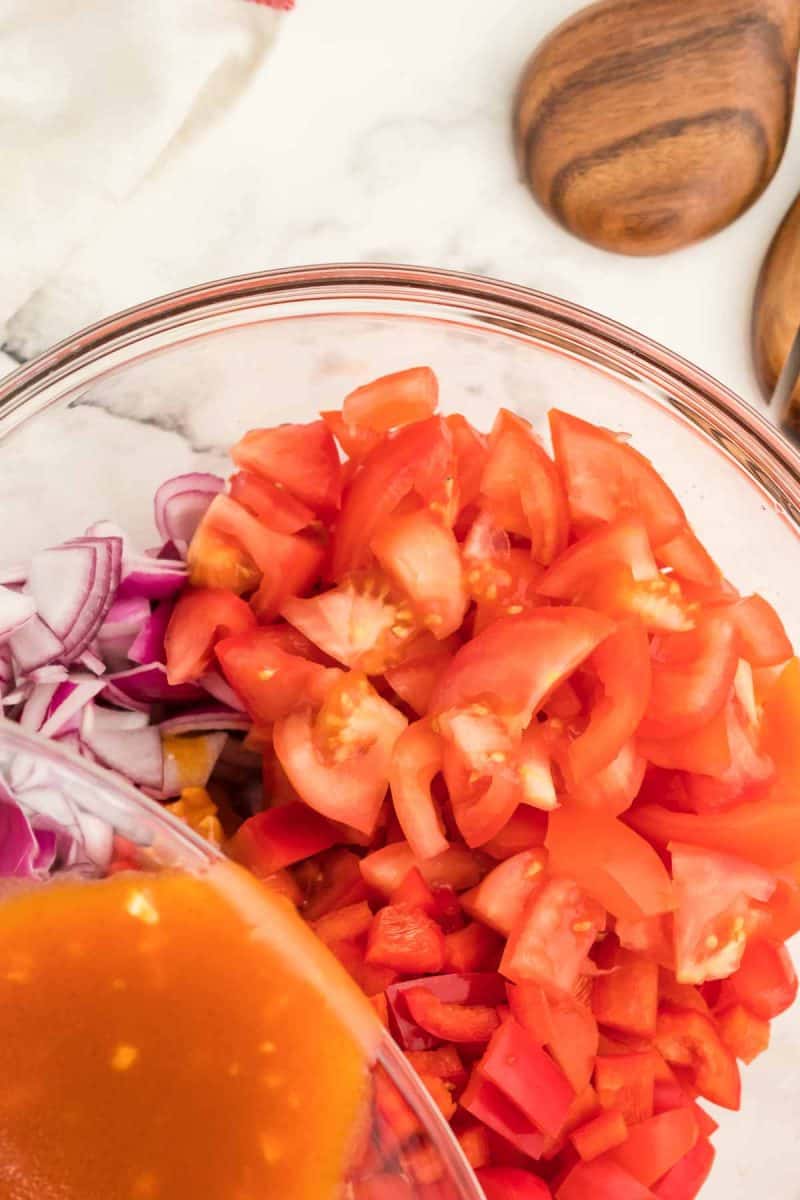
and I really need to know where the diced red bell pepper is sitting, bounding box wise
[594,1053,657,1125]
[610,1108,698,1187]
[461,1069,546,1160]
[546,992,600,1096]
[417,1072,457,1121]
[508,981,555,1045]
[652,1138,715,1200]
[298,848,368,920]
[312,901,374,946]
[715,1003,771,1063]
[406,1045,465,1084]
[365,904,445,975]
[476,1166,552,1199]
[353,1176,416,1200]
[443,922,503,973]
[726,937,798,1019]
[654,1009,741,1110]
[556,1157,656,1200]
[386,972,507,1050]
[570,1109,628,1161]
[404,985,500,1044]
[457,1123,491,1169]
[227,802,340,876]
[479,1017,575,1138]
[592,950,659,1038]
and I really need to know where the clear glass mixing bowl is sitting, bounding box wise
[0,264,798,1199]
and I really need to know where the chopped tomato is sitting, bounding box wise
[443,922,503,973]
[594,1052,657,1125]
[321,410,382,462]
[359,842,484,897]
[227,803,340,876]
[404,985,500,1043]
[538,518,658,600]
[610,1108,698,1187]
[313,901,374,946]
[669,843,775,984]
[546,808,673,924]
[446,413,489,511]
[568,619,651,781]
[476,1166,551,1200]
[549,409,686,547]
[725,938,798,1019]
[626,796,800,868]
[581,564,697,634]
[389,721,449,861]
[501,877,605,992]
[556,1157,656,1200]
[461,848,547,936]
[228,470,315,533]
[592,949,659,1038]
[342,366,438,433]
[760,656,800,789]
[216,628,336,723]
[298,848,369,921]
[231,419,342,515]
[384,634,457,715]
[654,1010,741,1110]
[481,410,569,564]
[332,417,452,577]
[479,1017,575,1138]
[371,506,468,637]
[724,593,793,667]
[482,806,548,860]
[563,740,646,817]
[365,906,445,975]
[187,517,261,594]
[570,1109,628,1162]
[458,1124,491,1171]
[164,587,255,685]
[655,528,722,591]
[639,615,738,739]
[715,1004,770,1064]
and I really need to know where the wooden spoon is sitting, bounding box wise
[753,190,800,439]
[513,0,800,256]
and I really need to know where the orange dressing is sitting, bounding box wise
[0,862,377,1200]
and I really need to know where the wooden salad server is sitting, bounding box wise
[513,0,800,256]
[753,190,800,440]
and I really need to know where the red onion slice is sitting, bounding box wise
[97,595,151,668]
[9,615,64,673]
[159,706,250,735]
[198,670,247,713]
[40,678,106,739]
[0,646,12,699]
[0,797,43,877]
[0,564,27,587]
[80,704,163,789]
[154,473,225,555]
[19,683,58,732]
[0,585,36,641]
[117,557,187,601]
[128,600,173,666]
[29,665,70,684]
[28,537,122,661]
[104,662,205,706]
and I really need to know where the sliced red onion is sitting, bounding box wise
[104,662,204,707]
[19,683,58,732]
[29,664,70,684]
[77,648,106,676]
[84,520,130,551]
[40,677,106,739]
[159,731,227,797]
[0,645,13,699]
[0,564,27,587]
[97,595,151,668]
[62,537,123,658]
[128,599,173,666]
[8,615,64,673]
[154,473,224,555]
[0,798,43,877]
[159,706,250,735]
[116,556,187,601]
[198,670,247,713]
[0,584,36,641]
[156,540,181,561]
[28,536,122,662]
[80,703,163,789]
[32,826,58,872]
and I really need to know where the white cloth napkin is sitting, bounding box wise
[0,0,284,370]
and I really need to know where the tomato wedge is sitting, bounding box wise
[228,470,315,534]
[725,938,798,1019]
[639,615,738,739]
[216,628,337,724]
[231,418,342,515]
[724,594,793,668]
[461,849,547,937]
[539,518,658,599]
[626,796,800,869]
[342,366,438,433]
[389,721,449,861]
[501,877,605,992]
[371,507,468,637]
[164,587,255,685]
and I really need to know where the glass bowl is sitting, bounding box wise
[0,263,798,1200]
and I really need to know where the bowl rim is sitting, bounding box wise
[0,261,798,523]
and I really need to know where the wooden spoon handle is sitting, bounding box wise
[753,190,800,440]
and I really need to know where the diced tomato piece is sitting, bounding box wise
[594,1053,657,1125]
[638,710,732,779]
[581,564,697,634]
[216,628,336,723]
[406,1044,465,1084]
[297,848,368,920]
[227,802,339,876]
[501,877,605,992]
[755,871,800,942]
[760,656,800,789]
[342,366,438,433]
[312,901,374,946]
[715,1004,770,1064]
[228,470,315,533]
[360,842,484,897]
[443,922,503,973]
[546,808,673,924]
[724,593,793,667]
[626,796,800,869]
[371,506,468,637]
[669,843,775,985]
[592,950,658,1038]
[321,409,383,463]
[388,721,448,861]
[539,518,658,599]
[461,849,547,936]
[476,1166,552,1199]
[726,937,798,1019]
[483,806,548,860]
[461,1070,546,1160]
[654,1009,741,1110]
[446,414,489,512]
[571,1109,628,1161]
[384,633,457,715]
[639,615,738,740]
[610,1108,698,1187]
[431,608,613,729]
[281,572,419,674]
[655,528,722,591]
[563,740,647,817]
[333,417,453,577]
[164,587,256,685]
[231,419,342,515]
[480,410,569,564]
[549,409,685,547]
[391,867,437,913]
[652,1138,715,1200]
[556,1157,656,1200]
[480,1016,575,1137]
[187,518,261,593]
[366,905,445,974]
[568,619,651,781]
[404,985,500,1043]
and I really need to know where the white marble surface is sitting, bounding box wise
[1,3,800,1197]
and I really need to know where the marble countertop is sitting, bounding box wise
[1,5,799,1196]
